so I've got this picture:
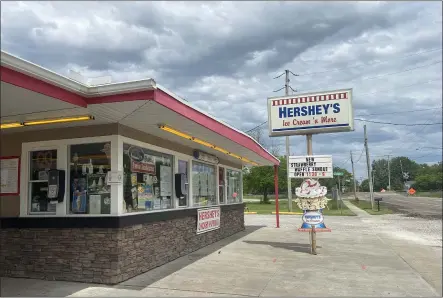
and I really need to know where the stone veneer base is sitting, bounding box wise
[0,204,245,284]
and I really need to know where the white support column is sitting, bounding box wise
[189,161,194,207]
[19,144,29,217]
[111,135,123,215]
[216,165,220,205]
[240,167,244,203]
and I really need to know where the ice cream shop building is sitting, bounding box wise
[0,51,279,284]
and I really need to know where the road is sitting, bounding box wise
[355,192,442,219]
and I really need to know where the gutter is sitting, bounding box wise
[1,50,278,165]
[1,51,156,97]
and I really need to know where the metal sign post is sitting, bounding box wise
[267,87,353,255]
[306,134,317,255]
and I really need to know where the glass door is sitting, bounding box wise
[178,160,189,207]
[219,167,225,204]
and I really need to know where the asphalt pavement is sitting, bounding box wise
[355,192,442,219]
[2,214,441,297]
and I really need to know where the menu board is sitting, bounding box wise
[1,157,20,195]
[159,165,172,196]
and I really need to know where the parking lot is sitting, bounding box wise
[1,213,441,297]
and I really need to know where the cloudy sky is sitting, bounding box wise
[1,1,442,180]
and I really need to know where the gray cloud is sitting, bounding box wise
[1,0,442,179]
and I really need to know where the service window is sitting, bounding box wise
[29,150,58,214]
[122,143,173,213]
[218,167,225,204]
[192,161,216,207]
[227,169,242,204]
[178,160,189,207]
[68,142,111,214]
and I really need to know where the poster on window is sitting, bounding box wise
[0,157,20,195]
[138,184,153,200]
[208,172,215,196]
[200,172,208,196]
[72,190,87,213]
[160,165,172,196]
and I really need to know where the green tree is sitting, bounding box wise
[413,162,442,191]
[360,179,370,192]
[243,156,287,204]
[370,156,420,191]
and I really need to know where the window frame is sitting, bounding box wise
[67,141,113,215]
[20,136,117,217]
[121,140,175,213]
[191,160,218,207]
[19,135,244,218]
[118,135,193,216]
[177,159,190,208]
[225,166,244,204]
[217,166,226,205]
[27,147,60,215]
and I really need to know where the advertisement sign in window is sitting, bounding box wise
[197,207,221,234]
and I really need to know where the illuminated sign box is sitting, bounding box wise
[267,88,354,137]
[289,155,333,179]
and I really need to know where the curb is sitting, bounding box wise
[244,212,257,214]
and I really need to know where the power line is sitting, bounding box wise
[355,147,365,163]
[244,78,441,133]
[300,61,442,94]
[384,109,443,156]
[245,120,267,133]
[355,107,442,117]
[243,108,442,133]
[354,119,442,126]
[354,78,441,97]
[297,48,442,76]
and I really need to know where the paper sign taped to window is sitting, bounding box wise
[106,171,123,185]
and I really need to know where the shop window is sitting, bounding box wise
[29,150,58,213]
[227,169,242,204]
[192,161,216,207]
[219,167,225,204]
[178,160,189,207]
[69,142,111,214]
[123,143,173,212]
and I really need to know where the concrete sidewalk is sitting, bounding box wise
[341,199,372,218]
[1,216,441,297]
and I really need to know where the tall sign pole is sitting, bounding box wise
[306,134,316,254]
[267,87,354,255]
[284,70,292,212]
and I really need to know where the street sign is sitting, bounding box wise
[288,155,333,178]
[408,188,416,195]
[334,172,344,176]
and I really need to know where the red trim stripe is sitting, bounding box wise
[1,66,88,108]
[271,92,348,106]
[155,89,278,164]
[0,65,279,165]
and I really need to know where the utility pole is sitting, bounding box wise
[284,70,292,212]
[387,155,391,191]
[350,150,358,201]
[364,125,374,210]
[372,170,376,192]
